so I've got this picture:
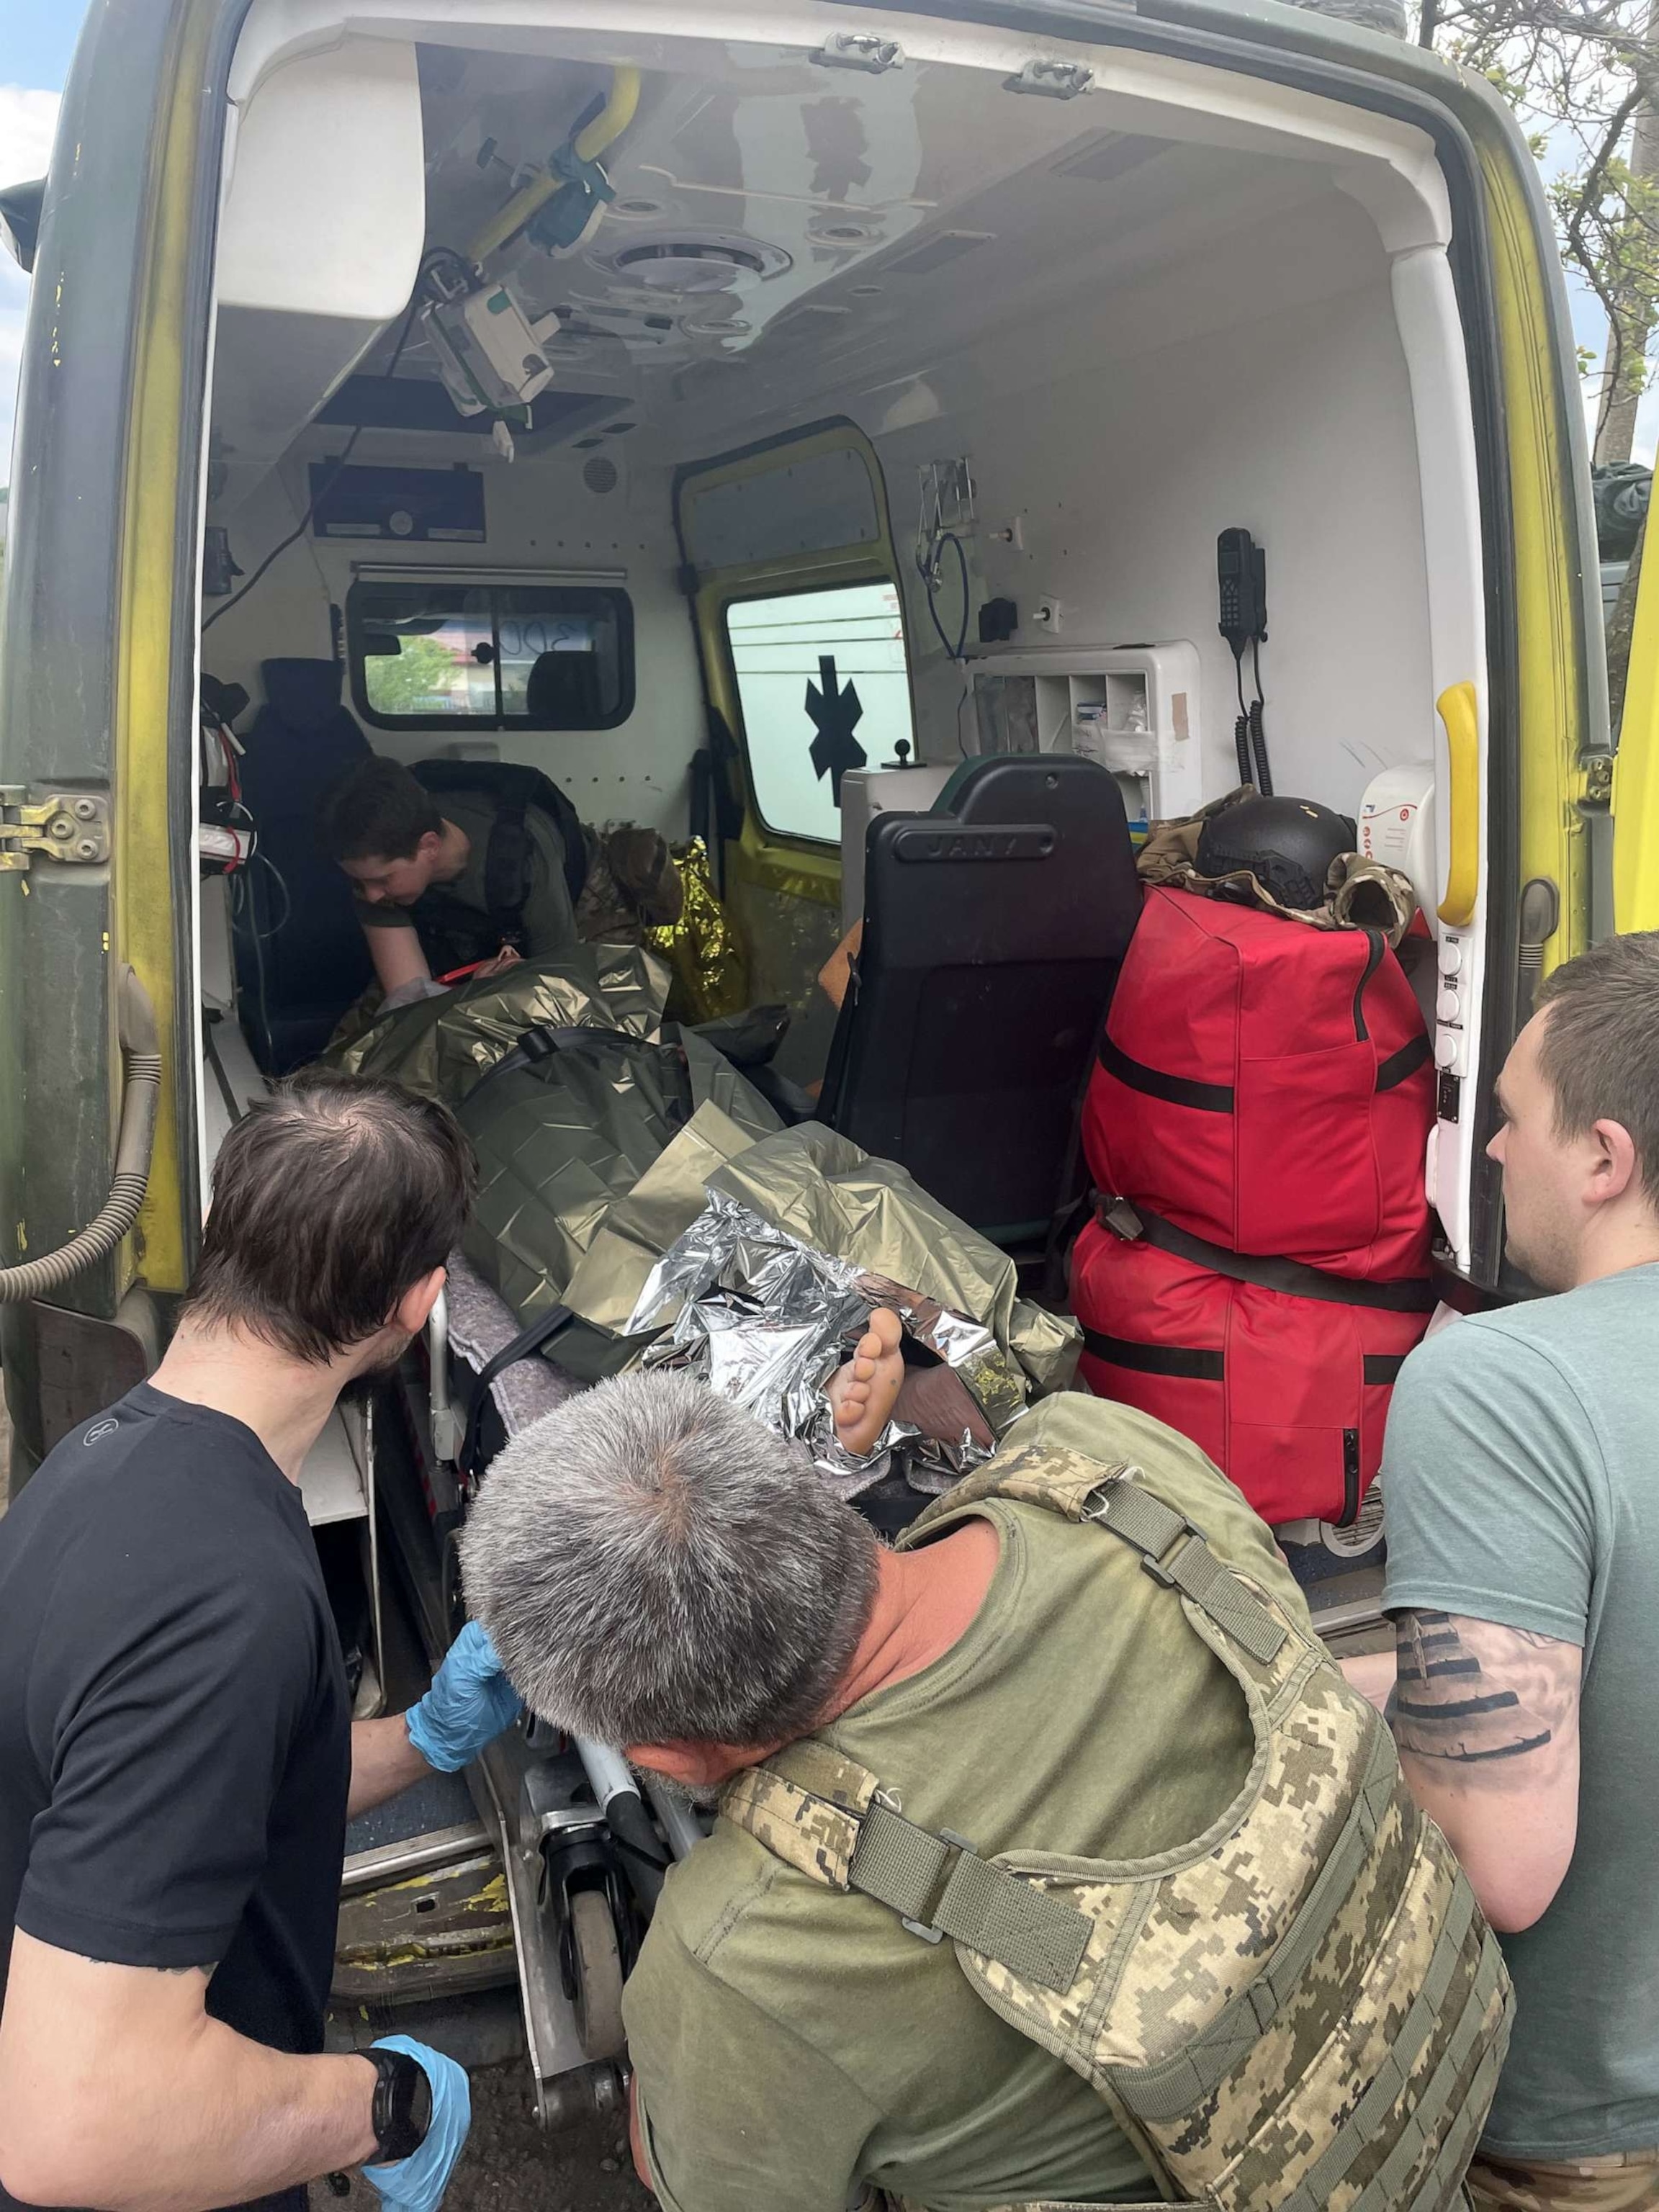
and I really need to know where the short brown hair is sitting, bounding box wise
[1535,931,1659,1200]
[318,757,443,863]
[184,1073,477,1362]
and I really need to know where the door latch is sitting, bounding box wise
[1575,753,1614,811]
[1004,59,1095,98]
[0,788,111,870]
[814,32,904,71]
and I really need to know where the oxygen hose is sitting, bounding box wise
[0,966,162,1303]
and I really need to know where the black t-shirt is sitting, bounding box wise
[0,1384,351,2212]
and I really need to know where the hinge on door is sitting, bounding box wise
[1576,753,1614,811]
[0,788,112,870]
[1004,59,1095,98]
[813,32,905,72]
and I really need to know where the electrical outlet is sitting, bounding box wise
[1032,596,1063,632]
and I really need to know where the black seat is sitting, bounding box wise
[817,755,1142,1247]
[525,649,601,727]
[232,657,374,1072]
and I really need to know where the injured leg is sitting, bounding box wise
[827,1308,997,1457]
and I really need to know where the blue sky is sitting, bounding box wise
[0,0,1652,492]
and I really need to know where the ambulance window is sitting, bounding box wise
[725,582,912,844]
[349,579,634,731]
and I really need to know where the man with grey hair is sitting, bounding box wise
[463,1313,1504,2212]
[1351,930,1659,2212]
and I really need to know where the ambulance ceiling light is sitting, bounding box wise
[810,215,880,244]
[603,236,791,292]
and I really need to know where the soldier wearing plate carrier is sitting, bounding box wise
[463,1321,1513,2212]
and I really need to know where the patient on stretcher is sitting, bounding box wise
[828,1308,994,1459]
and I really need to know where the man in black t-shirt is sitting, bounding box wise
[0,1074,522,2212]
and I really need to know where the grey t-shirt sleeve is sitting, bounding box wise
[1380,1317,1599,1647]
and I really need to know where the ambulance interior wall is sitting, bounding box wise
[876,186,1438,824]
[199,441,704,838]
[203,167,1441,890]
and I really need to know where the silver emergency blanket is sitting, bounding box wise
[619,1124,1079,1497]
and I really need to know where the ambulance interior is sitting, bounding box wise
[195,7,1490,1624]
[184,3,1505,2067]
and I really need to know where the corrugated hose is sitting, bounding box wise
[0,966,162,1303]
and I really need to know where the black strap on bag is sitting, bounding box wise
[459,1302,578,1484]
[1097,1195,1437,1314]
[1098,1022,1431,1107]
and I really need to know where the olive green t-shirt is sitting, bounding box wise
[626,1394,1303,2212]
[358,786,577,963]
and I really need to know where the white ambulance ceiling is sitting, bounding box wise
[410,42,1335,445]
[213,25,1427,487]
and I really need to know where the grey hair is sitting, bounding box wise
[459,1369,881,1748]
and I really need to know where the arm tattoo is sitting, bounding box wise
[1392,1611,1581,1781]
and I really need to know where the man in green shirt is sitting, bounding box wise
[1368,930,1659,2212]
[318,757,583,999]
[461,1327,1451,2212]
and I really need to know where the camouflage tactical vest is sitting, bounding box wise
[720,1437,1514,2212]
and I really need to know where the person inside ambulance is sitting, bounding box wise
[318,756,681,1004]
[462,1314,1509,2212]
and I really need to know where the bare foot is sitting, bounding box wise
[827,1308,906,1455]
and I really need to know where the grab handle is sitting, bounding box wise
[1436,681,1480,928]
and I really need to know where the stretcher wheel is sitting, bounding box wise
[570,1887,626,2060]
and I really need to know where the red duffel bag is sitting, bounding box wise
[1071,884,1437,1527]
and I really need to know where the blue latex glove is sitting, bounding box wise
[361,2036,471,2212]
[405,1622,523,1773]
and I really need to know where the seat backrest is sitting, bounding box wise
[526,649,601,727]
[817,755,1142,1246]
[232,657,375,1071]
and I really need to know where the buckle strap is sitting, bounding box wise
[849,1802,1091,1994]
[1099,1196,1438,1316]
[1084,1480,1287,1665]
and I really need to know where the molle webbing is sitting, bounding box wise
[720,1746,1092,1992]
[1080,1477,1287,1665]
[848,1800,1090,1992]
[1270,1889,1508,2212]
[1108,1718,1402,2124]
